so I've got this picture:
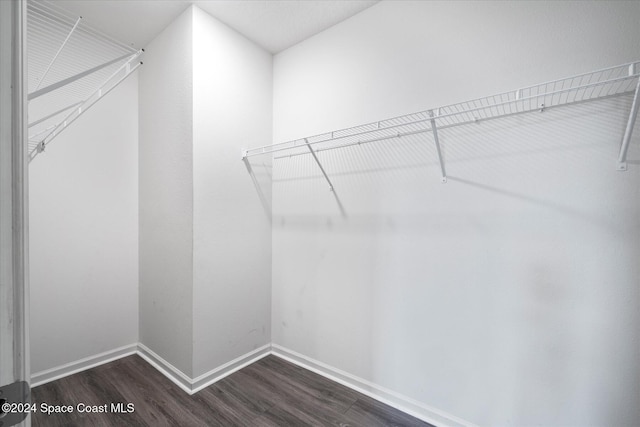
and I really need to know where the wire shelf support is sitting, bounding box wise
[27,0,144,161]
[242,60,640,186]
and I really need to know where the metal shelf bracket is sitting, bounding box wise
[617,77,640,171]
[429,110,447,183]
[241,154,272,219]
[306,138,335,192]
[27,1,143,161]
[305,139,347,217]
[29,52,143,161]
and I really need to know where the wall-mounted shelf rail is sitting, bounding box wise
[243,60,640,185]
[27,0,143,162]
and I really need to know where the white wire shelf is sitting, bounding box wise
[27,0,143,162]
[243,60,640,185]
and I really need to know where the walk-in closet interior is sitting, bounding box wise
[18,0,640,426]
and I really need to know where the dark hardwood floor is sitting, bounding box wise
[31,354,433,426]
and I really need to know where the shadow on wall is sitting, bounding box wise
[249,94,640,425]
[241,94,639,235]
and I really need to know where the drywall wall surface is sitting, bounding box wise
[274,0,640,143]
[272,1,640,426]
[139,7,194,377]
[30,75,139,374]
[191,6,272,378]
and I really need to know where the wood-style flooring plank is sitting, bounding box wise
[241,358,358,416]
[255,357,362,413]
[344,394,433,427]
[98,358,199,426]
[31,354,433,427]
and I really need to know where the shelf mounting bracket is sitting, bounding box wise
[241,154,272,220]
[429,110,447,183]
[28,101,82,128]
[306,138,335,192]
[617,77,640,171]
[29,52,143,161]
[305,138,346,217]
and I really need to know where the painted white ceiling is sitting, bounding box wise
[48,0,379,54]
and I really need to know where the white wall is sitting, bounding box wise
[138,7,194,377]
[272,1,640,426]
[191,6,272,377]
[29,74,139,374]
[139,5,272,379]
[274,0,640,143]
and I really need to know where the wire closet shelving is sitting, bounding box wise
[27,0,143,162]
[242,60,640,186]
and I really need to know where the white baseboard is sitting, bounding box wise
[271,344,477,427]
[137,342,272,394]
[136,342,193,394]
[190,344,271,393]
[31,343,138,387]
[30,342,474,427]
[33,342,272,395]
